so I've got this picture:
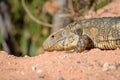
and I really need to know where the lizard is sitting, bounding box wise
[43,17,120,53]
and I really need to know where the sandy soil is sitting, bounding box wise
[0,0,120,80]
[0,49,120,80]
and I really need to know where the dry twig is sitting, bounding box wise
[21,0,55,27]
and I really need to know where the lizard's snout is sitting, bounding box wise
[43,40,49,50]
[42,39,54,51]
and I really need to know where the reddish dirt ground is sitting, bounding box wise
[0,49,120,80]
[0,0,120,80]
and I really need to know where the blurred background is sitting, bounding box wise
[0,0,112,56]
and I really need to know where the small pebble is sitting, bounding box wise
[32,66,36,71]
[102,62,110,71]
[102,62,116,71]
[37,69,42,73]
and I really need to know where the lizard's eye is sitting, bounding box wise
[51,35,54,38]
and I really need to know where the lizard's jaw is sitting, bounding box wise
[43,40,76,51]
[43,38,66,51]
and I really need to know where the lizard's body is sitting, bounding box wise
[43,17,120,53]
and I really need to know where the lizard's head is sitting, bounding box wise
[43,28,79,51]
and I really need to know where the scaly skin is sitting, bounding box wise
[43,17,120,53]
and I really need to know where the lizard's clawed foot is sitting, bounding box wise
[65,49,79,54]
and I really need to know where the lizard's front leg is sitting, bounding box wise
[74,35,94,53]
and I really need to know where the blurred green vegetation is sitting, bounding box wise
[9,0,50,56]
[95,0,112,11]
[0,0,112,56]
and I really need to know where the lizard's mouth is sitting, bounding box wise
[43,38,66,51]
